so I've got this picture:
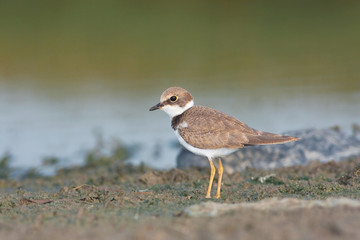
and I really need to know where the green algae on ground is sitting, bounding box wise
[0,153,12,179]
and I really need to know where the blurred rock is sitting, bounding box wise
[176,127,360,173]
[184,198,360,217]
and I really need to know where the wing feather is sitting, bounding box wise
[177,106,298,149]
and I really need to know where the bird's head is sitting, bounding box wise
[149,87,194,118]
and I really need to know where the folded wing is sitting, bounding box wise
[177,106,299,149]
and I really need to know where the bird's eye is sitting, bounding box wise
[170,96,178,102]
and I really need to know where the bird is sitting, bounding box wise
[149,87,300,198]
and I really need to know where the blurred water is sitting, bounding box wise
[1,79,359,172]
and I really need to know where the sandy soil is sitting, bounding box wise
[1,157,360,240]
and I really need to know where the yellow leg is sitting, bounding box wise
[215,158,223,199]
[206,158,216,198]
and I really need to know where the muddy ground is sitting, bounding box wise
[1,154,360,240]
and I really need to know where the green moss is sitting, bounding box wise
[0,153,12,179]
[149,184,173,193]
[264,176,284,185]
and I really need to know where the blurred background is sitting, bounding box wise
[1,0,359,173]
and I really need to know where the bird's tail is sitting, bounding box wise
[244,132,300,146]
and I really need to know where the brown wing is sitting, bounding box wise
[177,106,299,149]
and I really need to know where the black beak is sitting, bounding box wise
[149,103,163,111]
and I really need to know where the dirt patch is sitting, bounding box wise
[1,158,360,239]
[139,168,190,186]
[184,197,360,217]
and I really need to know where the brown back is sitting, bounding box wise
[173,106,299,149]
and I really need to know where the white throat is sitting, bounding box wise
[161,100,194,118]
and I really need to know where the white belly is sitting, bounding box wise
[174,130,237,159]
